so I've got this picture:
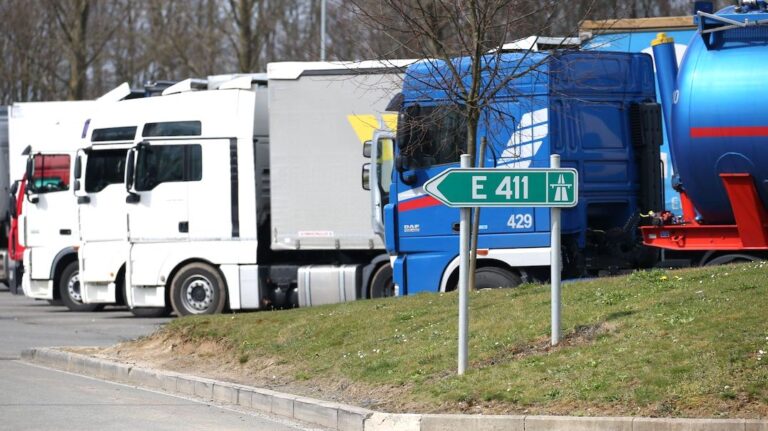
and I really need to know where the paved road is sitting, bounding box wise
[0,286,319,431]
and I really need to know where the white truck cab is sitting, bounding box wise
[11,101,99,310]
[11,85,130,311]
[75,129,138,312]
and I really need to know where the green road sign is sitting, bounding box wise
[423,168,579,208]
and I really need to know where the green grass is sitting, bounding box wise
[159,262,768,417]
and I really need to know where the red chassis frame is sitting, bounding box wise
[641,174,768,250]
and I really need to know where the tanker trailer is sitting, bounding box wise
[641,1,768,265]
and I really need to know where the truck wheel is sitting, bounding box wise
[704,254,759,266]
[130,307,172,318]
[475,267,521,289]
[170,263,227,316]
[59,261,102,312]
[369,264,394,298]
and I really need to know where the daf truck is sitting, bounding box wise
[377,50,662,294]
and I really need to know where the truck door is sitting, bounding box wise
[127,141,198,243]
[186,139,234,241]
[78,148,129,244]
[23,153,76,279]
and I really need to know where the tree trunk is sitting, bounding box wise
[468,136,487,291]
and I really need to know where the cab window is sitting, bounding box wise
[135,144,202,191]
[85,149,127,193]
[29,154,70,194]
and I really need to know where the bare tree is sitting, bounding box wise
[0,0,725,103]
[224,0,274,72]
[49,0,121,99]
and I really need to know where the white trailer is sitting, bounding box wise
[80,63,406,315]
[11,85,130,310]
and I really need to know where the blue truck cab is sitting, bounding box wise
[385,50,661,294]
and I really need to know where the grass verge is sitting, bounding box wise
[117,262,768,417]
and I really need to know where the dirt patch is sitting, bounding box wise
[477,321,617,368]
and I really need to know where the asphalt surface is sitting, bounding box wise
[0,285,320,431]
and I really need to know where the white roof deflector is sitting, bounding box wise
[97,82,131,102]
[161,78,208,96]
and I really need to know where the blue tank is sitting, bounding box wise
[654,3,768,224]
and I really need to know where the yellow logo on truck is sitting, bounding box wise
[347,114,398,162]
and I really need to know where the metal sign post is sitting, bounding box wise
[422,158,578,374]
[550,154,562,346]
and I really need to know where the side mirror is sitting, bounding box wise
[24,157,38,200]
[363,141,372,158]
[362,163,371,190]
[125,148,140,203]
[397,104,420,151]
[125,148,135,192]
[395,154,409,173]
[74,155,82,180]
[24,158,33,189]
[395,155,417,185]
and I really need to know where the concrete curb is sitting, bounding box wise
[20,347,768,431]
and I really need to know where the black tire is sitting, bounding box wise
[59,261,102,312]
[475,267,522,289]
[130,307,172,318]
[368,264,395,298]
[170,262,227,316]
[704,254,760,266]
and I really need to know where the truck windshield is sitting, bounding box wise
[85,149,127,193]
[399,105,467,168]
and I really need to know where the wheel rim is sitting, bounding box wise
[182,275,214,313]
[67,272,82,303]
